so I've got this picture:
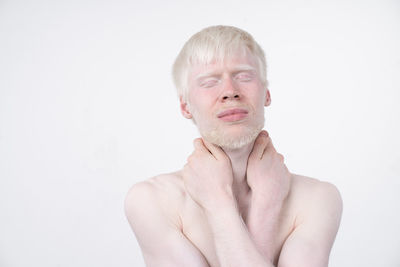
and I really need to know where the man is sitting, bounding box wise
[125,25,342,267]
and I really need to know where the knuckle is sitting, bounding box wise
[256,135,268,147]
[187,154,195,163]
[193,138,201,148]
[284,163,289,172]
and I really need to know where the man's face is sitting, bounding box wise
[180,50,271,150]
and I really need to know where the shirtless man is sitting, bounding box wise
[125,25,343,267]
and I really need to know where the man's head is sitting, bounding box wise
[173,25,268,104]
[172,25,271,150]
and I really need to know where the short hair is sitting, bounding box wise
[172,25,268,103]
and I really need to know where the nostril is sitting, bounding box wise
[222,94,240,100]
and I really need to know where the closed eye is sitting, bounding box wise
[234,71,254,82]
[199,78,220,88]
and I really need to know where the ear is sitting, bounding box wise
[264,89,271,107]
[180,96,193,119]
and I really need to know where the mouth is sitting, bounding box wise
[217,108,249,122]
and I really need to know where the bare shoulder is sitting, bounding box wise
[278,174,343,266]
[126,171,185,198]
[124,171,186,227]
[289,173,343,224]
[290,174,342,202]
[124,172,209,266]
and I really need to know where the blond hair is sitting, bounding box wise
[172,25,267,103]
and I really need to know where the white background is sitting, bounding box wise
[1,0,399,266]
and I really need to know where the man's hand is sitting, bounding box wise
[246,130,291,208]
[245,130,292,262]
[182,138,235,212]
[183,138,274,267]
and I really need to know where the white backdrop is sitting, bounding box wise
[1,0,399,266]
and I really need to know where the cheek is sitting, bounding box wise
[189,90,214,112]
[250,94,266,116]
[189,103,214,129]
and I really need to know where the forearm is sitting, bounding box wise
[246,196,283,263]
[204,195,274,267]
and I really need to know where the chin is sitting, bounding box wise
[201,122,264,150]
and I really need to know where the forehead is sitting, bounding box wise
[188,49,259,79]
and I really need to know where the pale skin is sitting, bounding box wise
[125,51,343,267]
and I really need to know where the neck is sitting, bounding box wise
[221,139,256,200]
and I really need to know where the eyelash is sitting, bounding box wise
[235,74,252,82]
[200,73,253,88]
[201,79,219,88]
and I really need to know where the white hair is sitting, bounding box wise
[172,25,268,103]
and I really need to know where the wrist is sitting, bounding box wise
[249,192,284,217]
[251,188,286,207]
[202,189,237,215]
[203,197,243,236]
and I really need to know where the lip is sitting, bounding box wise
[217,108,248,122]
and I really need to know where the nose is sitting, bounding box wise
[221,77,240,101]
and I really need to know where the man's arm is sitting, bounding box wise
[277,181,343,267]
[183,138,274,267]
[246,179,342,267]
[202,192,274,267]
[245,131,342,266]
[124,181,209,267]
[245,131,292,263]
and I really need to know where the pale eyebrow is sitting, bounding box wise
[230,64,256,73]
[195,71,220,81]
[195,64,256,81]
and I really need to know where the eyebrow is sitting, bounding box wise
[231,64,257,73]
[195,64,256,80]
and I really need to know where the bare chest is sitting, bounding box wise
[180,197,296,267]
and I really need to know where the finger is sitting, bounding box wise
[193,138,219,161]
[277,153,285,163]
[193,138,209,154]
[260,130,269,137]
[264,137,277,155]
[250,131,269,159]
[202,138,226,160]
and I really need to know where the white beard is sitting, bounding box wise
[194,114,264,150]
[188,101,265,150]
